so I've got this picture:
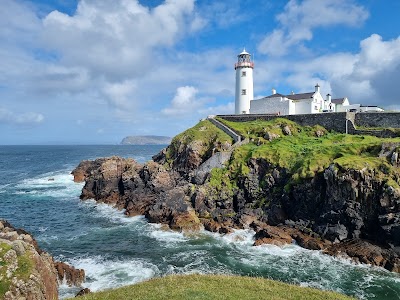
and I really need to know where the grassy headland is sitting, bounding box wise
[73,274,355,300]
[216,117,400,189]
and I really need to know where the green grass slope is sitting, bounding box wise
[217,117,400,188]
[73,274,355,300]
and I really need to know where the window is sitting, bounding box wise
[314,105,318,110]
[242,71,246,77]
[241,89,246,95]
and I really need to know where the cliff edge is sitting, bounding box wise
[0,220,85,300]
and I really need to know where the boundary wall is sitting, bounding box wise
[218,112,400,137]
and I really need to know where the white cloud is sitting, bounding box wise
[258,0,369,56]
[199,102,234,115]
[331,34,400,107]
[42,0,196,80]
[162,86,201,116]
[102,80,137,109]
[0,107,44,125]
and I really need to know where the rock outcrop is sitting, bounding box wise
[72,122,400,273]
[0,220,85,300]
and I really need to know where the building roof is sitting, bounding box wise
[286,92,314,100]
[331,98,346,104]
[263,93,285,99]
[256,91,316,101]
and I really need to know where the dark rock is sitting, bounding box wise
[324,239,400,272]
[76,288,91,297]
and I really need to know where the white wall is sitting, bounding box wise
[235,67,254,114]
[294,100,312,114]
[337,104,360,112]
[250,97,289,115]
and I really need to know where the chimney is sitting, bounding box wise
[291,91,294,95]
[326,93,331,102]
[315,83,320,93]
[272,88,276,95]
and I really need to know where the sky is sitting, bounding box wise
[1,0,400,144]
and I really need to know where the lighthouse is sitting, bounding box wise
[235,49,254,114]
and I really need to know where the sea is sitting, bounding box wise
[1,145,400,299]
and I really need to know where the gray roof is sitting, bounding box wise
[331,98,346,104]
[260,93,286,99]
[286,92,314,100]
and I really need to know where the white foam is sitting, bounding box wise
[15,171,83,199]
[66,256,159,292]
[79,200,146,226]
[219,229,255,246]
[147,223,189,244]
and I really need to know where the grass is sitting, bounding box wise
[199,118,400,194]
[72,274,355,300]
[212,118,400,188]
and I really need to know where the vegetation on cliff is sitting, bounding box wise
[0,220,85,299]
[163,120,233,171]
[216,117,400,188]
[0,242,34,298]
[72,274,354,300]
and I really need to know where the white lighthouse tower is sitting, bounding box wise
[235,49,254,114]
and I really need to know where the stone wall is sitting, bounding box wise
[218,112,400,136]
[355,112,400,129]
[219,112,352,133]
[208,117,242,142]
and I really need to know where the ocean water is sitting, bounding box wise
[1,145,400,299]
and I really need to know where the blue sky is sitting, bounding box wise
[1,0,399,144]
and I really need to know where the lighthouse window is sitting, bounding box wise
[241,89,247,95]
[242,71,246,77]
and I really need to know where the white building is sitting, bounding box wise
[250,84,326,115]
[234,49,254,114]
[233,50,383,115]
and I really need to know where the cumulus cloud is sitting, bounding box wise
[101,80,137,109]
[0,107,44,125]
[331,34,400,107]
[42,0,197,80]
[162,86,201,116]
[258,0,368,56]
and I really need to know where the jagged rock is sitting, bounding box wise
[253,224,294,246]
[54,262,85,287]
[324,239,400,272]
[0,220,84,300]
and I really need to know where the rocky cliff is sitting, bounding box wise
[72,118,400,273]
[0,220,85,300]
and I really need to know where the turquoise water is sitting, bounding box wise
[1,145,400,299]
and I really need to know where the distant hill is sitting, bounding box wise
[120,135,172,145]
